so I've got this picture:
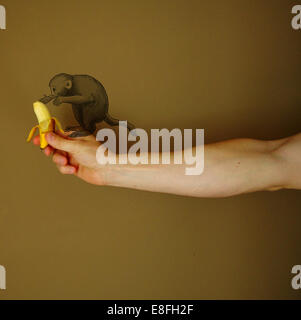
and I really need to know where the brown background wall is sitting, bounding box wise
[0,0,300,299]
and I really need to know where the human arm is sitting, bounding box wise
[35,132,301,198]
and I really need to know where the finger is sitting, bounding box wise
[34,132,68,144]
[33,135,40,145]
[34,134,58,146]
[43,146,54,156]
[79,134,96,142]
[33,135,54,155]
[46,132,83,153]
[55,149,68,157]
[56,130,70,139]
[57,164,77,175]
[33,133,69,156]
[53,152,68,166]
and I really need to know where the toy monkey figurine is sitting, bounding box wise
[40,73,135,137]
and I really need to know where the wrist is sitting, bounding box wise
[93,163,121,187]
[271,134,301,190]
[254,140,287,192]
[268,139,292,191]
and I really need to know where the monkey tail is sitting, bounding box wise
[104,113,135,131]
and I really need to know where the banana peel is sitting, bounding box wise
[27,101,64,149]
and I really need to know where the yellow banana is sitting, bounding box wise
[27,101,64,149]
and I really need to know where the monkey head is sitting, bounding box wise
[49,73,73,97]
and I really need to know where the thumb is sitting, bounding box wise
[46,132,82,153]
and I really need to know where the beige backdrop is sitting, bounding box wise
[0,0,300,299]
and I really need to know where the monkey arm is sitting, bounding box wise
[39,95,57,104]
[60,95,94,104]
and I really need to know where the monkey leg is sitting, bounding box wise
[64,125,83,132]
[68,130,91,138]
[68,121,96,138]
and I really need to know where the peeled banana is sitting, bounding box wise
[27,101,64,149]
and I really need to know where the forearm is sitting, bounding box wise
[62,95,93,104]
[103,138,287,198]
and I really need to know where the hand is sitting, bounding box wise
[32,132,107,185]
[53,97,63,106]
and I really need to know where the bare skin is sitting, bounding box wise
[32,131,301,198]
